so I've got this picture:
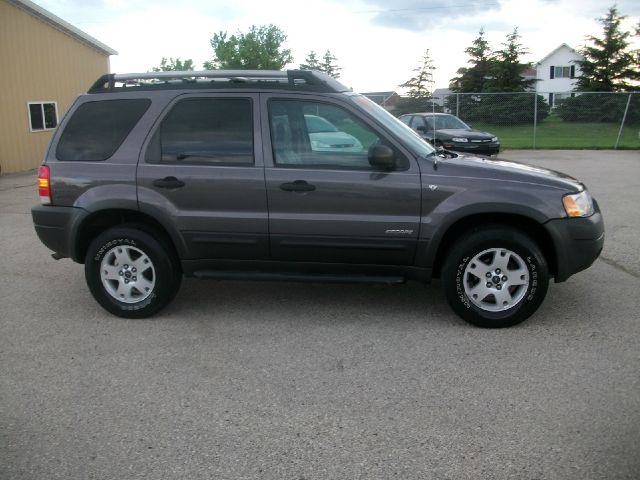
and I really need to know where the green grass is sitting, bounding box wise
[473,115,640,150]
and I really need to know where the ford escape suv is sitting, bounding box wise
[31,70,604,328]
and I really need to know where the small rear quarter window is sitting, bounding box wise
[56,99,151,161]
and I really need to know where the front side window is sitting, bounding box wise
[56,99,150,161]
[269,99,407,170]
[150,98,253,166]
[28,102,57,132]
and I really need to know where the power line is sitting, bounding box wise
[353,2,500,15]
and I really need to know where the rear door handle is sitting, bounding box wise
[152,176,185,189]
[280,180,316,192]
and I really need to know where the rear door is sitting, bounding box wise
[137,93,269,260]
[261,94,422,265]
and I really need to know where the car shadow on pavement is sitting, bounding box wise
[164,278,462,329]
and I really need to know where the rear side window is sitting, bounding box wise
[56,99,151,161]
[146,98,254,166]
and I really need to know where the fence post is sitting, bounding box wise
[456,93,459,117]
[614,93,632,150]
[532,93,538,149]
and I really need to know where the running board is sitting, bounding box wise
[192,270,406,285]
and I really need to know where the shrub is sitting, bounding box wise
[455,94,549,126]
[556,93,639,124]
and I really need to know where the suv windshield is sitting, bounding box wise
[348,94,435,158]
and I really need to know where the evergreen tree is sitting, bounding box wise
[320,50,341,78]
[450,28,492,92]
[300,50,341,78]
[485,28,536,92]
[399,50,436,98]
[395,50,439,115]
[300,51,320,70]
[575,5,639,91]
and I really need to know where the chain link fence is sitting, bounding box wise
[417,92,640,150]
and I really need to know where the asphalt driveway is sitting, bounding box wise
[1,150,639,479]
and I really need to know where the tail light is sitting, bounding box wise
[37,165,51,205]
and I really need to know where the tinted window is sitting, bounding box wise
[151,98,253,166]
[56,99,150,161]
[270,100,407,171]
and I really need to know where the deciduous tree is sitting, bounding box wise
[204,25,293,70]
[152,57,194,72]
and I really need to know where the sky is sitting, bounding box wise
[32,0,640,93]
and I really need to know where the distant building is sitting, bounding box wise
[430,44,584,110]
[0,0,116,174]
[534,43,583,106]
[432,88,452,107]
[362,91,401,110]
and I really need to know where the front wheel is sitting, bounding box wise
[442,226,549,328]
[84,225,181,318]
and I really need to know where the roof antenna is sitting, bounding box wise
[432,92,438,170]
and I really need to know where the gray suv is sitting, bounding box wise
[31,70,604,328]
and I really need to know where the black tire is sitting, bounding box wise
[442,226,549,328]
[84,225,181,318]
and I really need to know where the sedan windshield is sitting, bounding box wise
[348,94,435,158]
[426,114,470,130]
[304,115,339,133]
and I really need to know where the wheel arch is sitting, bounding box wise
[428,212,557,279]
[72,208,184,264]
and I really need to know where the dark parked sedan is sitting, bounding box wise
[399,112,500,155]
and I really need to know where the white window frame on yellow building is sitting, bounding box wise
[27,101,58,132]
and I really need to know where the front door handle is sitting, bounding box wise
[152,176,185,189]
[280,180,316,192]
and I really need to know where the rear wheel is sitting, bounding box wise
[84,225,181,318]
[442,226,549,328]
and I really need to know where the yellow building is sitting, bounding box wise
[0,0,116,174]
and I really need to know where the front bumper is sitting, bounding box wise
[545,200,604,282]
[445,141,500,155]
[32,205,88,262]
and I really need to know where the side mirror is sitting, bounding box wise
[368,145,396,171]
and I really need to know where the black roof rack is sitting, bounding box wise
[88,70,351,94]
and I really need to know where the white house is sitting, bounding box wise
[534,43,584,106]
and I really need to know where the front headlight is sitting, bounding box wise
[562,190,594,217]
[451,137,468,143]
[491,137,498,142]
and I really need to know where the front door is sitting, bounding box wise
[262,94,422,265]
[137,93,269,260]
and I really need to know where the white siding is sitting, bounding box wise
[536,45,582,97]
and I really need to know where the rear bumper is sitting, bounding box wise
[32,205,88,262]
[545,200,605,282]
